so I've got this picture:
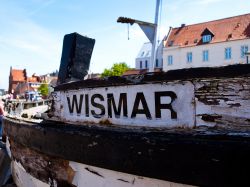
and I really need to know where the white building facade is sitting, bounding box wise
[163,13,250,71]
[164,39,250,71]
[135,41,164,70]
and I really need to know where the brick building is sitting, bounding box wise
[8,67,27,95]
[8,67,42,98]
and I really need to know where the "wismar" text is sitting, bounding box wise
[67,91,177,119]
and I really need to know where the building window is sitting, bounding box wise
[140,61,142,69]
[155,59,158,67]
[225,47,232,60]
[167,55,173,65]
[145,60,148,69]
[202,35,212,43]
[241,45,248,58]
[203,50,209,62]
[187,52,192,63]
[141,51,145,57]
[169,40,174,46]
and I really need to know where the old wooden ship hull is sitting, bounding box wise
[3,64,250,187]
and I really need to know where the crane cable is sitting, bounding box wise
[128,23,130,40]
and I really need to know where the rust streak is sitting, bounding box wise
[10,141,76,187]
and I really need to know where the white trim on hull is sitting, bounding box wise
[10,157,195,187]
[12,161,50,187]
[69,161,196,187]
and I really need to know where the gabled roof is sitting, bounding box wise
[136,42,152,58]
[201,28,214,37]
[136,39,165,59]
[165,13,250,48]
[11,69,27,82]
[28,75,41,83]
[27,77,39,83]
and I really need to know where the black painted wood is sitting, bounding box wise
[3,117,250,187]
[57,33,95,85]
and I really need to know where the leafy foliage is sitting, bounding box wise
[101,62,130,77]
[38,83,49,97]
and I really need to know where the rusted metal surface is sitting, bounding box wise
[10,140,75,187]
[3,117,250,186]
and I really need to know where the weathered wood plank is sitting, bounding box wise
[52,82,195,127]
[195,77,250,127]
[51,75,250,129]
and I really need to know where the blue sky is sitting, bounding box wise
[0,0,249,89]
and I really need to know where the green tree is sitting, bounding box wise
[101,62,130,77]
[38,83,49,97]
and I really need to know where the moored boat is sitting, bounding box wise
[3,60,250,186]
[5,99,50,120]
[3,1,250,186]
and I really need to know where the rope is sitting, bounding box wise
[127,23,130,40]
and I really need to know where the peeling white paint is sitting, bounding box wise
[6,137,11,158]
[11,160,50,187]
[195,78,250,126]
[69,161,196,187]
[9,158,196,187]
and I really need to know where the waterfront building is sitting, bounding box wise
[163,13,250,71]
[14,74,42,98]
[135,39,165,71]
[40,71,58,87]
[8,67,27,95]
[8,67,44,98]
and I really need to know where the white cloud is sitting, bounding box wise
[0,4,61,89]
[2,19,60,61]
[28,0,56,16]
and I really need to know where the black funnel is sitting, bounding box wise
[57,32,95,85]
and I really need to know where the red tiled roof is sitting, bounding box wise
[27,76,41,83]
[11,69,26,82]
[122,68,162,75]
[166,13,250,48]
[122,69,147,75]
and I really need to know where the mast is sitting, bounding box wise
[117,0,162,72]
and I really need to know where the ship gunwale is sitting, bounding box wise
[55,64,250,91]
